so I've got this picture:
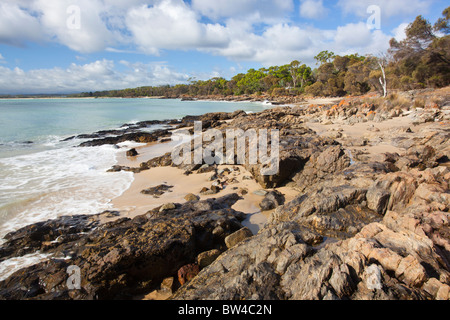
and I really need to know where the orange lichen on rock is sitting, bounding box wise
[339,99,350,107]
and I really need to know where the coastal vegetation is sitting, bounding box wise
[68,8,450,100]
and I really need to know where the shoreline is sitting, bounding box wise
[0,87,449,300]
[108,98,425,234]
[110,135,299,235]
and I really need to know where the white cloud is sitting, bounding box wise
[334,22,373,48]
[393,23,409,41]
[203,19,394,67]
[0,0,123,53]
[126,0,229,55]
[0,2,44,46]
[30,0,118,53]
[299,0,328,20]
[0,60,189,94]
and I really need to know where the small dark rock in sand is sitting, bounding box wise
[141,184,173,197]
[126,148,139,157]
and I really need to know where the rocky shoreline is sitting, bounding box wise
[0,88,449,300]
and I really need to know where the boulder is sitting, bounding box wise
[126,148,139,157]
[224,227,254,249]
[197,249,221,268]
[366,185,391,215]
[259,190,285,211]
[178,264,200,286]
[159,203,176,212]
[184,193,200,202]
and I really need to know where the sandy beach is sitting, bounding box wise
[111,140,298,234]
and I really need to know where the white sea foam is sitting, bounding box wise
[0,252,52,281]
[0,144,134,239]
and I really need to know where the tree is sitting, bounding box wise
[434,6,450,34]
[387,12,450,90]
[389,16,435,61]
[290,60,301,88]
[300,65,312,88]
[314,50,336,65]
[373,55,388,97]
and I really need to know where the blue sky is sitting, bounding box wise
[0,0,447,94]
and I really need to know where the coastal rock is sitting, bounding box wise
[141,184,173,197]
[270,185,372,239]
[184,193,199,202]
[197,249,221,268]
[366,185,391,215]
[293,145,351,192]
[143,152,173,169]
[3,98,450,301]
[0,194,246,300]
[126,148,139,157]
[178,264,200,286]
[0,214,100,263]
[259,190,285,211]
[224,227,254,249]
[79,126,172,147]
[174,213,448,300]
[159,202,176,212]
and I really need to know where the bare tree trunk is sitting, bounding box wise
[378,61,387,98]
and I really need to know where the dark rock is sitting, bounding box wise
[79,129,171,147]
[0,215,100,263]
[107,165,123,172]
[142,152,173,169]
[126,148,139,157]
[259,190,285,211]
[141,184,173,197]
[211,185,221,194]
[200,187,210,194]
[0,194,245,300]
[293,146,351,192]
[366,185,391,215]
[181,97,196,101]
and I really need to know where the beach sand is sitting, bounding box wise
[111,140,298,234]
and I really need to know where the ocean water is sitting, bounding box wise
[0,98,267,242]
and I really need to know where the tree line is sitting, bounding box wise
[73,7,449,99]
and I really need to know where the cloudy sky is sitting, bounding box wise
[0,0,447,94]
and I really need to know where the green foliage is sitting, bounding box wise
[434,6,450,34]
[387,6,450,90]
[314,51,336,65]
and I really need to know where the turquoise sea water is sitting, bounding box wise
[0,98,267,240]
[0,98,266,158]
